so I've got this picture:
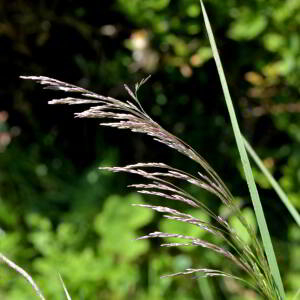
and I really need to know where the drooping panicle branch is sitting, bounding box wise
[20,75,277,299]
[20,75,231,202]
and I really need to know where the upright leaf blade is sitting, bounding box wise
[244,136,300,227]
[199,1,285,299]
[59,273,72,300]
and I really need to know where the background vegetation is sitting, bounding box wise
[1,0,300,299]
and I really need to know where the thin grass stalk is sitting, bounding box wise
[243,136,300,226]
[199,1,285,298]
[0,253,46,300]
[59,273,72,300]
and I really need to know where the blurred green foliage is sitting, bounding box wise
[0,0,300,299]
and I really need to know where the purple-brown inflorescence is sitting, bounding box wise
[20,75,278,299]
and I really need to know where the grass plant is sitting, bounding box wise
[3,1,297,299]
[18,69,283,299]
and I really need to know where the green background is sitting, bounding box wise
[1,0,300,299]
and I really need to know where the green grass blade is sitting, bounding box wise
[199,1,285,299]
[59,273,72,300]
[244,136,300,227]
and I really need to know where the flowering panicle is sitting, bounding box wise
[20,75,278,299]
